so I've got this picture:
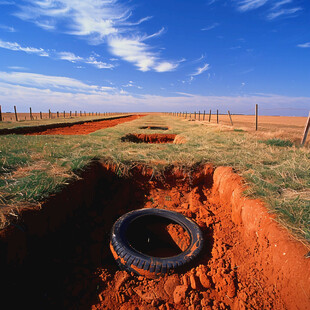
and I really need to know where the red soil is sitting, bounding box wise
[0,163,309,309]
[25,115,143,135]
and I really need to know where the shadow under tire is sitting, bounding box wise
[110,208,203,278]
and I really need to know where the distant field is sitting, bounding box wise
[191,114,309,146]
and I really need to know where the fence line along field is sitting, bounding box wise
[172,111,310,146]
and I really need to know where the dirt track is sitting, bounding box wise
[25,115,143,135]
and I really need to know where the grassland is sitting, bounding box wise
[0,114,309,244]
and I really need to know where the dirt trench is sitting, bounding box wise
[121,133,177,143]
[0,163,309,310]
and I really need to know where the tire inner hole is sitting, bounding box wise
[126,215,191,258]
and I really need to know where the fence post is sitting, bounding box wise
[194,111,196,119]
[185,111,187,119]
[57,111,59,118]
[14,106,18,121]
[40,111,42,119]
[255,104,258,131]
[29,107,34,120]
[63,111,66,118]
[301,111,310,146]
[216,109,219,124]
[209,110,211,122]
[228,110,233,126]
[203,110,205,121]
[0,105,2,121]
[199,110,200,121]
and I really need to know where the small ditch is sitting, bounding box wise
[139,126,169,130]
[0,162,307,309]
[121,133,177,143]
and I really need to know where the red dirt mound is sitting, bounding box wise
[25,115,143,135]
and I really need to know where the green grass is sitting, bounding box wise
[260,138,294,147]
[0,115,309,243]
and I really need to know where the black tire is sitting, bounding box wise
[110,208,203,278]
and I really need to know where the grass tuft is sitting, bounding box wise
[260,138,293,147]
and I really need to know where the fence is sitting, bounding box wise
[0,105,122,122]
[167,104,310,146]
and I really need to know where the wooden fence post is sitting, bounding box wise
[209,110,211,122]
[40,111,42,119]
[216,109,219,124]
[228,110,233,126]
[63,111,66,118]
[30,107,33,120]
[203,110,205,121]
[199,110,201,121]
[194,111,196,119]
[49,109,51,119]
[301,112,310,146]
[0,105,2,122]
[255,104,258,131]
[57,111,59,118]
[185,111,187,119]
[14,106,18,121]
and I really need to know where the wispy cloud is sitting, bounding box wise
[201,23,219,31]
[267,6,302,19]
[122,80,142,89]
[0,24,16,32]
[0,38,114,69]
[57,52,114,69]
[0,71,114,93]
[191,63,210,76]
[8,66,28,70]
[0,38,49,56]
[14,0,178,72]
[297,42,310,48]
[236,0,302,19]
[237,0,268,12]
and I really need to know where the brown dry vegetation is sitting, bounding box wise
[196,114,309,146]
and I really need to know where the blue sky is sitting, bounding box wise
[0,0,309,115]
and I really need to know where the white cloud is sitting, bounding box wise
[0,38,114,69]
[237,0,268,12]
[0,24,16,32]
[272,0,292,9]
[14,0,178,73]
[8,66,28,70]
[191,63,210,76]
[236,0,302,19]
[297,42,310,48]
[108,35,177,72]
[122,81,142,89]
[57,51,83,62]
[267,6,302,19]
[155,62,178,72]
[0,39,49,56]
[201,23,220,31]
[0,71,113,93]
